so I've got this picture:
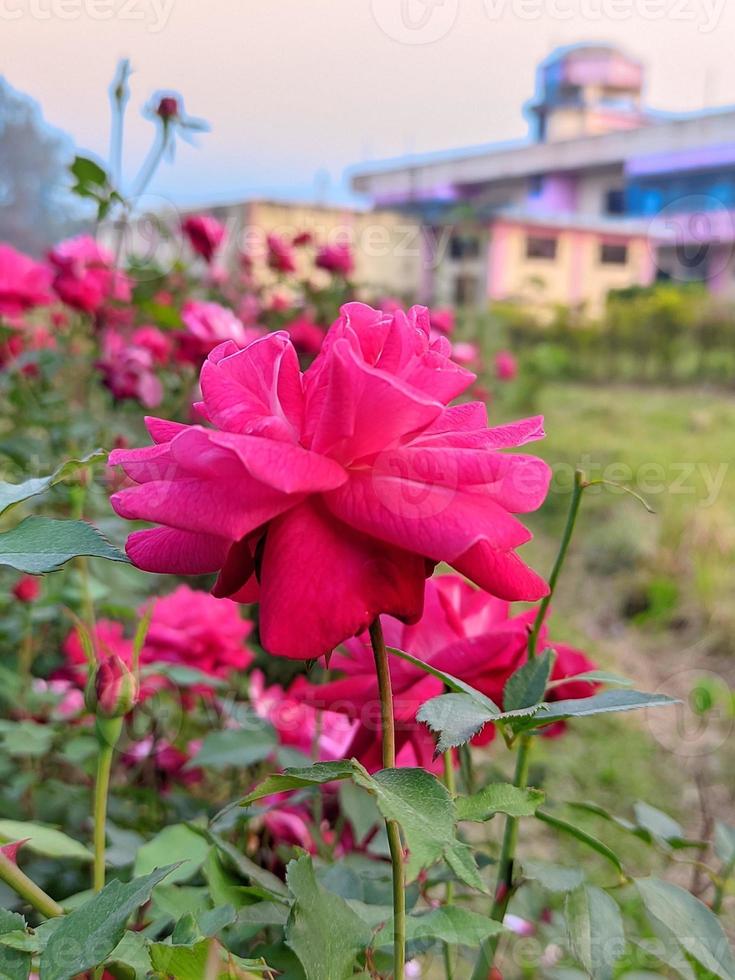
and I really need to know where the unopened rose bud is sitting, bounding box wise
[156,96,179,122]
[12,576,40,603]
[86,654,138,719]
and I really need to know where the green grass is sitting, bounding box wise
[484,380,735,847]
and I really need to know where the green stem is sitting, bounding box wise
[369,618,406,980]
[0,853,63,919]
[92,717,122,893]
[472,470,588,980]
[527,469,586,659]
[443,751,456,980]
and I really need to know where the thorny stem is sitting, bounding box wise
[472,470,588,980]
[0,852,63,919]
[369,617,406,980]
[443,750,457,980]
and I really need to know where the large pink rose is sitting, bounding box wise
[110,302,551,659]
[0,245,52,317]
[306,575,599,767]
[49,235,130,313]
[181,214,225,263]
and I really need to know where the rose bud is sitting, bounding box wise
[156,96,179,122]
[12,576,40,603]
[86,654,138,719]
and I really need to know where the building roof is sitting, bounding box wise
[352,107,735,201]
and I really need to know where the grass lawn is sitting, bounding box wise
[484,380,735,859]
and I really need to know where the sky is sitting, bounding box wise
[2,0,735,208]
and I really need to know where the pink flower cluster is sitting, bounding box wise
[48,235,130,314]
[62,584,253,698]
[110,301,551,660]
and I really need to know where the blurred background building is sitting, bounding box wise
[352,44,735,314]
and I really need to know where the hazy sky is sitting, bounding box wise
[2,0,735,206]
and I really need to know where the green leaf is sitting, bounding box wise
[0,451,107,517]
[39,865,177,980]
[188,727,276,771]
[503,648,555,711]
[565,885,625,980]
[714,821,735,866]
[69,155,109,189]
[106,931,151,980]
[456,783,545,821]
[522,859,585,893]
[149,939,215,980]
[387,646,501,713]
[513,691,680,732]
[0,517,128,574]
[0,721,54,758]
[338,781,380,845]
[546,670,634,690]
[636,877,735,980]
[0,820,92,861]
[0,909,30,980]
[416,692,541,752]
[371,904,504,947]
[285,854,372,980]
[133,825,209,884]
[240,761,356,805]
[202,830,288,899]
[535,811,624,874]
[632,802,685,845]
[568,801,704,851]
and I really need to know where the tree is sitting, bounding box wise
[0,77,82,255]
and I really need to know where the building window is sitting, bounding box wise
[600,243,628,265]
[449,234,481,260]
[605,188,625,215]
[529,175,545,198]
[526,235,557,260]
[453,274,479,306]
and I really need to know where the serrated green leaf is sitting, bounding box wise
[387,646,501,713]
[106,930,151,980]
[0,908,30,980]
[0,451,107,517]
[201,829,288,899]
[503,649,555,711]
[69,156,109,189]
[456,783,545,821]
[188,727,276,771]
[374,904,504,947]
[522,860,585,892]
[40,864,178,980]
[133,825,209,884]
[0,820,91,862]
[636,877,735,980]
[285,854,372,980]
[565,884,625,980]
[0,517,128,574]
[338,781,380,845]
[149,939,214,980]
[632,802,685,845]
[513,691,680,731]
[546,670,634,690]
[416,692,541,752]
[240,761,356,805]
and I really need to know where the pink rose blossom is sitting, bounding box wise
[181,215,225,263]
[49,235,130,313]
[429,308,455,336]
[12,575,40,603]
[495,350,519,381]
[0,245,52,316]
[315,242,354,277]
[284,315,325,355]
[180,300,260,362]
[110,302,550,660]
[97,330,163,408]
[266,234,297,274]
[450,340,480,368]
[131,325,172,365]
